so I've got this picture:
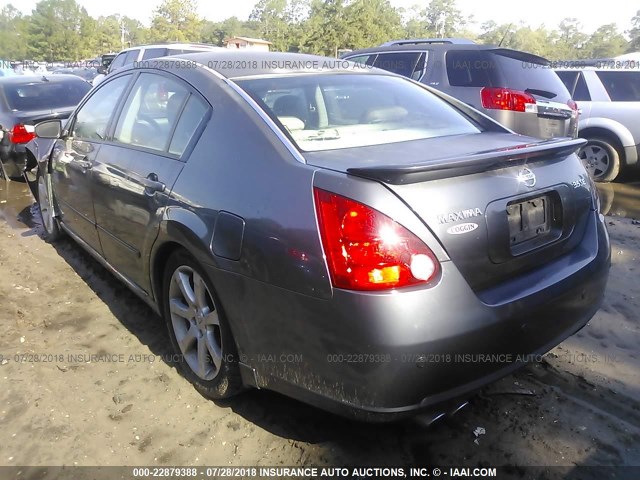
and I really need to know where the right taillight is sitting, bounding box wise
[480,87,537,113]
[313,188,440,291]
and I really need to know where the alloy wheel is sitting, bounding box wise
[37,174,55,234]
[168,266,222,381]
[579,144,610,179]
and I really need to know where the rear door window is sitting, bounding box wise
[108,53,127,72]
[347,55,377,67]
[123,50,139,66]
[596,71,640,101]
[169,95,208,156]
[555,71,578,95]
[574,73,591,101]
[372,52,423,78]
[113,73,191,152]
[142,48,168,60]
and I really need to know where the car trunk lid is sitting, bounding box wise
[305,133,593,292]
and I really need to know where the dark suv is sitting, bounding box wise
[343,39,578,140]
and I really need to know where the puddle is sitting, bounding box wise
[597,181,640,220]
[0,178,39,230]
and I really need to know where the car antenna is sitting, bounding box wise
[498,23,513,47]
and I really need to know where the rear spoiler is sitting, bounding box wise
[347,138,586,185]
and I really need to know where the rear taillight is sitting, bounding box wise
[9,124,36,144]
[567,99,578,111]
[313,188,440,291]
[480,87,537,113]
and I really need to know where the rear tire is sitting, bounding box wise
[578,137,622,183]
[162,250,244,400]
[36,169,62,242]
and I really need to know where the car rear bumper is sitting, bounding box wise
[487,109,577,140]
[209,210,610,422]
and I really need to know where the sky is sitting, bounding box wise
[1,0,637,34]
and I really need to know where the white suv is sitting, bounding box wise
[556,66,640,182]
[93,43,221,86]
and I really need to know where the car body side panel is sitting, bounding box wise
[92,145,185,294]
[50,138,104,252]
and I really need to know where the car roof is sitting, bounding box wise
[344,43,500,55]
[118,43,221,53]
[343,43,550,64]
[0,74,87,85]
[148,50,384,79]
[555,66,640,72]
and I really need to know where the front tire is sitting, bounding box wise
[36,169,62,242]
[579,137,622,182]
[162,250,244,400]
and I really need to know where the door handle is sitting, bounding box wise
[77,160,92,170]
[141,173,166,194]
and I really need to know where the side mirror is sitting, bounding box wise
[97,66,107,74]
[35,119,62,139]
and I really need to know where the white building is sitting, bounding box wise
[224,37,272,52]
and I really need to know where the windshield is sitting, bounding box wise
[4,79,90,111]
[236,74,481,152]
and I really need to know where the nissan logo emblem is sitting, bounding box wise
[517,167,536,188]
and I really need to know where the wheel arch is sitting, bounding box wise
[149,211,218,311]
[578,119,636,166]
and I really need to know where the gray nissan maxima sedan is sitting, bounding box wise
[31,51,610,422]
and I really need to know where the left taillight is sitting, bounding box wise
[9,124,36,144]
[313,187,440,291]
[480,87,537,113]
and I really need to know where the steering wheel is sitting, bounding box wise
[136,114,164,136]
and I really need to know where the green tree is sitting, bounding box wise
[627,10,640,52]
[250,0,290,51]
[343,0,403,50]
[121,16,149,48]
[149,0,202,43]
[302,0,349,56]
[28,0,94,61]
[584,24,627,58]
[425,0,466,37]
[96,15,126,53]
[554,18,588,59]
[201,17,261,47]
[0,4,28,60]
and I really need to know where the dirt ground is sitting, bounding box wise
[0,178,639,478]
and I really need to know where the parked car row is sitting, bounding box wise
[24,46,609,421]
[0,74,91,180]
[342,39,579,140]
[556,67,640,182]
[341,39,639,183]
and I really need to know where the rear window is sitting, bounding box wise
[237,74,481,152]
[447,50,571,102]
[596,71,640,101]
[4,79,91,111]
